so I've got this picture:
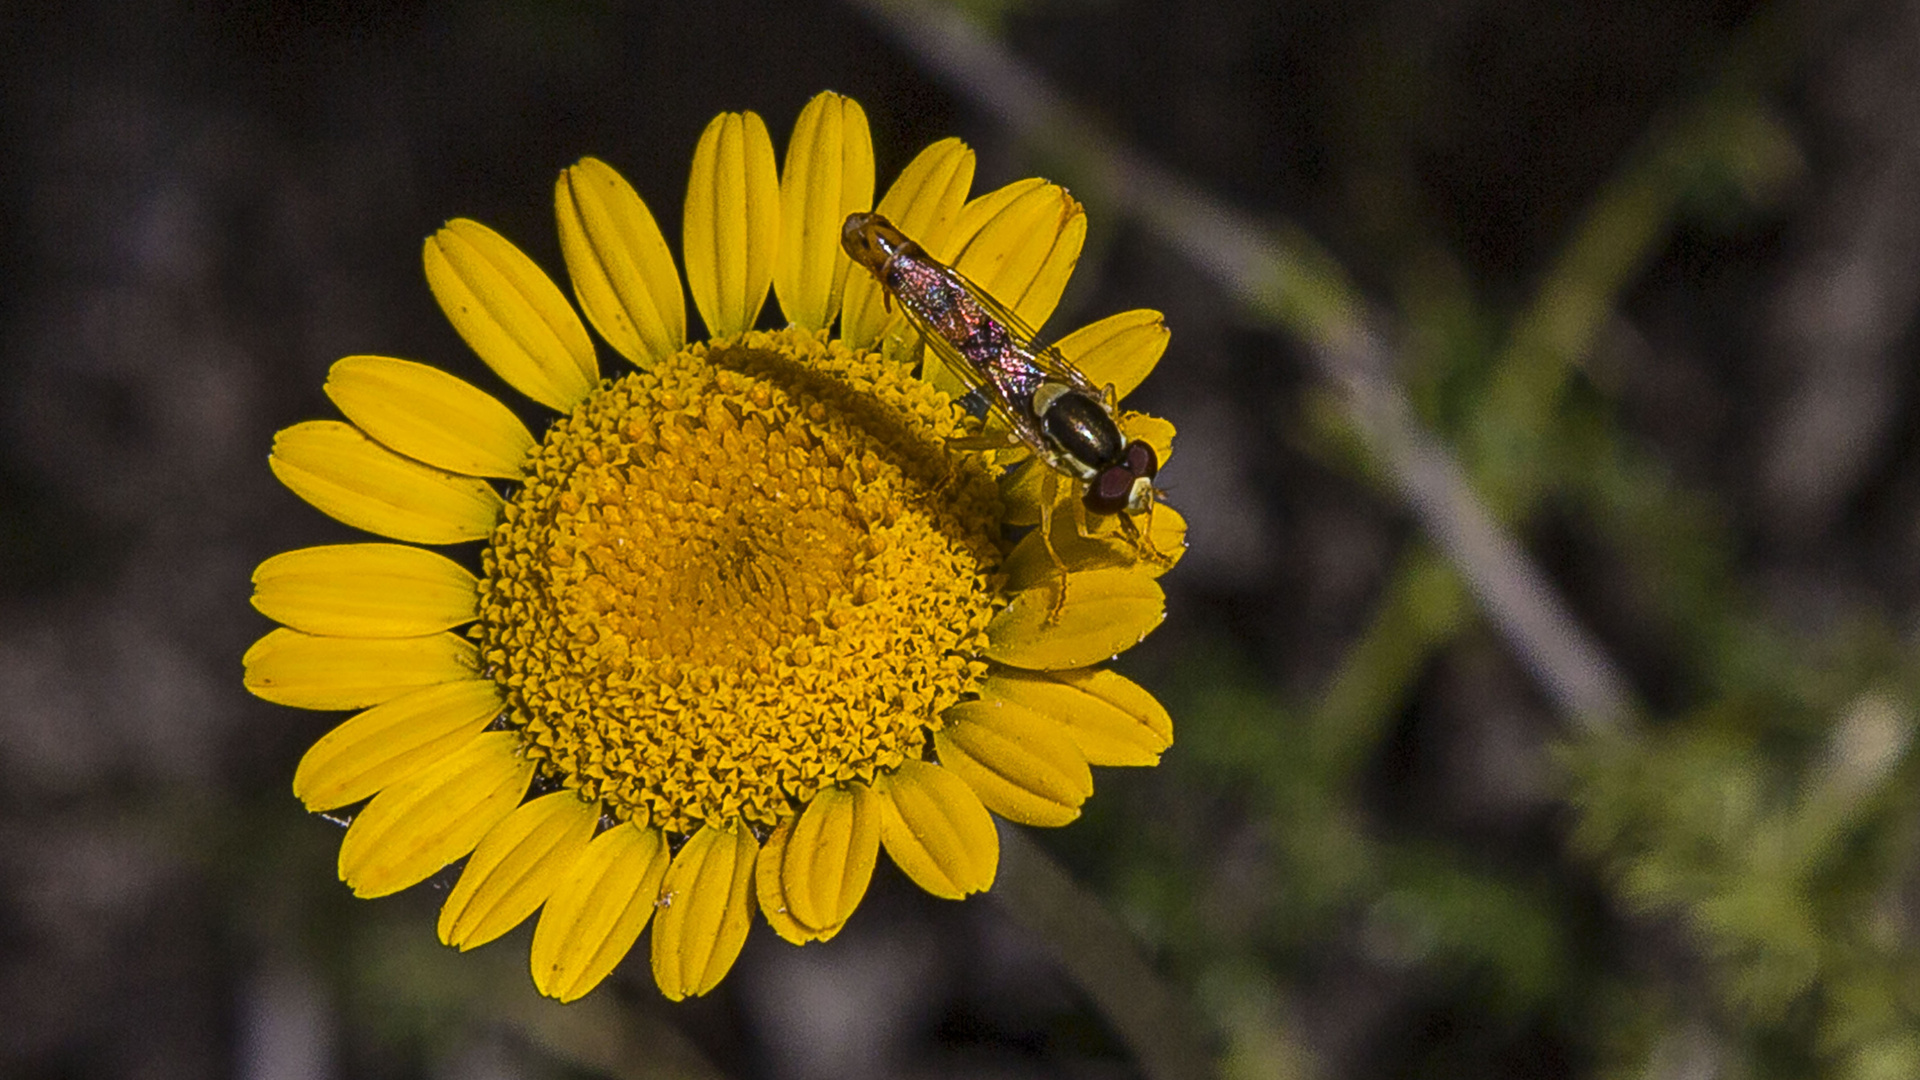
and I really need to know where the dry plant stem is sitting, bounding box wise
[1314,0,1847,749]
[1319,317,1637,729]
[1310,0,1848,754]
[993,826,1216,1080]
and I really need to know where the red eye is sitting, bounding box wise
[1083,465,1135,514]
[1124,440,1157,480]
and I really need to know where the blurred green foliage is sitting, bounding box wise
[1028,1,1920,1076]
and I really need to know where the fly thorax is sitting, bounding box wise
[1034,382,1122,481]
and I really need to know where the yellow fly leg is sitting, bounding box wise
[1069,490,1108,543]
[920,424,1021,508]
[1117,498,1176,568]
[945,429,1021,453]
[1035,468,1072,626]
[1069,478,1173,571]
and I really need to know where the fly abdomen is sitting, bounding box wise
[1034,383,1124,477]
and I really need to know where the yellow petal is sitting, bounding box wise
[931,177,1045,262]
[650,820,757,1000]
[774,92,874,331]
[532,823,669,1002]
[948,181,1085,333]
[683,111,780,338]
[270,421,503,544]
[980,669,1172,767]
[337,730,533,898]
[294,679,505,811]
[243,627,477,710]
[251,543,480,638]
[756,815,839,945]
[1055,310,1168,403]
[439,790,599,950]
[986,568,1165,670]
[1002,504,1188,589]
[875,759,997,900]
[556,157,686,366]
[840,136,975,350]
[883,138,979,255]
[936,700,1092,827]
[783,783,880,933]
[323,355,535,479]
[424,219,598,411]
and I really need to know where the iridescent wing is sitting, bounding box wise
[908,324,1048,455]
[884,259,1052,451]
[933,259,1101,397]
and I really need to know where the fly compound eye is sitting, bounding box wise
[1124,440,1158,481]
[1084,463,1137,515]
[1084,440,1159,516]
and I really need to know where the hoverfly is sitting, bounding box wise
[841,212,1167,612]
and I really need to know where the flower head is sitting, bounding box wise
[245,92,1184,1002]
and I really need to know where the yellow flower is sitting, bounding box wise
[243,92,1185,1003]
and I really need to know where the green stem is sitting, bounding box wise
[992,827,1218,1080]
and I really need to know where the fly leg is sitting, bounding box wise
[924,425,1021,506]
[1036,469,1071,626]
[1073,483,1173,571]
[1117,495,1176,567]
[945,429,1021,453]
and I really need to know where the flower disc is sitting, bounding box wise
[479,327,1004,835]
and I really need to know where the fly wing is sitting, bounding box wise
[895,299,1049,450]
[882,255,1053,450]
[940,264,1101,396]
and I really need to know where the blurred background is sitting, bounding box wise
[5,0,1920,1077]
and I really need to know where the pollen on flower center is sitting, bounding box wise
[478,326,1004,835]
